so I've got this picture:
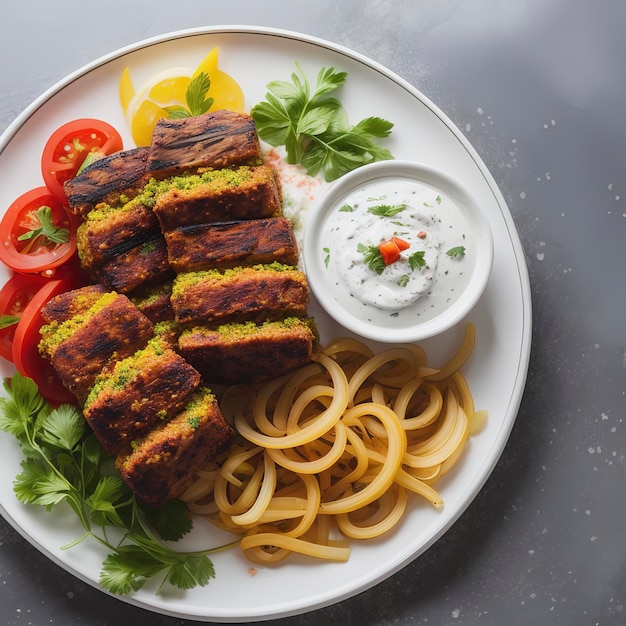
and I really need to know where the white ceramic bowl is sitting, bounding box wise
[303,160,494,343]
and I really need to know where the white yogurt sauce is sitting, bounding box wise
[320,176,475,319]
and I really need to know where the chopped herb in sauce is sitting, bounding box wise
[408,250,427,270]
[368,203,406,217]
[323,247,331,268]
[357,242,386,275]
[446,246,466,258]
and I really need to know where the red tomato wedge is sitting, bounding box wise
[41,118,123,202]
[0,273,49,362]
[378,237,410,266]
[391,236,410,251]
[0,186,79,274]
[11,268,87,404]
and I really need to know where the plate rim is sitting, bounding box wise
[0,24,533,622]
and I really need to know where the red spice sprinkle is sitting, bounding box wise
[417,231,427,239]
[264,148,322,202]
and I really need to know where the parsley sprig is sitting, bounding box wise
[446,245,466,258]
[17,206,69,253]
[408,250,427,270]
[357,245,428,278]
[0,373,234,595]
[251,64,394,181]
[0,315,20,330]
[368,204,406,217]
[164,72,214,119]
[357,243,386,275]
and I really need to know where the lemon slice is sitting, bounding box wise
[123,67,193,146]
[192,48,245,112]
[119,47,245,147]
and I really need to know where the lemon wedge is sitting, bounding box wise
[119,47,245,147]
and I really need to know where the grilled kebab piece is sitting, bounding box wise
[170,263,309,327]
[178,317,319,385]
[116,387,234,507]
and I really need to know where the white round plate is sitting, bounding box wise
[0,26,531,623]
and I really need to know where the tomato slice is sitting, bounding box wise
[390,237,410,251]
[0,186,79,275]
[378,237,411,266]
[378,239,402,266]
[41,118,123,202]
[0,273,49,362]
[11,268,87,404]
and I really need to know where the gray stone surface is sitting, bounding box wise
[1,1,624,624]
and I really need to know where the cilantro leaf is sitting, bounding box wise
[185,72,214,116]
[251,64,394,181]
[0,374,47,440]
[0,372,232,596]
[140,498,193,542]
[86,476,127,527]
[100,545,166,595]
[446,246,466,258]
[13,457,66,506]
[357,242,386,275]
[0,314,20,330]
[323,247,331,269]
[368,204,406,217]
[37,404,85,451]
[164,72,214,119]
[17,206,69,247]
[409,250,427,270]
[167,553,216,590]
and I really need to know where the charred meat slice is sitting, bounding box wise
[171,263,309,326]
[115,387,234,507]
[129,281,174,323]
[147,110,261,178]
[64,147,150,217]
[40,284,107,324]
[38,290,154,404]
[164,216,299,273]
[83,338,201,455]
[77,200,161,272]
[89,233,174,294]
[178,317,319,385]
[146,165,282,231]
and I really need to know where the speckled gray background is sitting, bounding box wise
[1,1,625,625]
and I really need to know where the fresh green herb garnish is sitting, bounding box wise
[408,250,427,270]
[0,315,20,330]
[251,64,394,181]
[368,203,406,217]
[357,243,386,275]
[17,206,69,252]
[76,150,102,176]
[446,246,466,258]
[323,247,331,268]
[164,72,214,119]
[339,204,354,212]
[0,373,234,595]
[397,275,409,287]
